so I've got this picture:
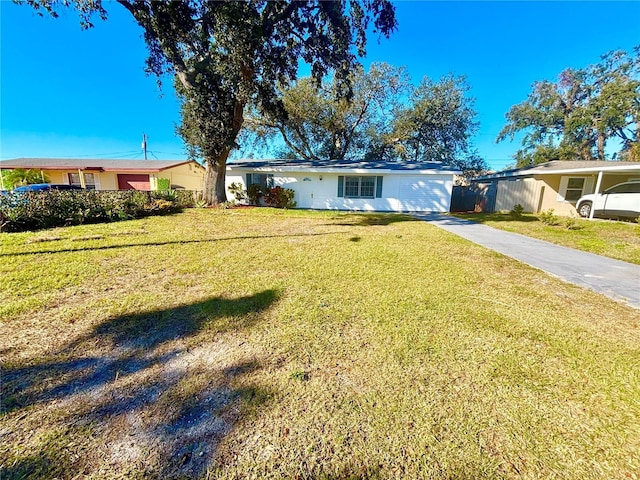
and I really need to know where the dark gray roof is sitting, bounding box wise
[476,160,640,180]
[0,158,204,171]
[227,158,461,173]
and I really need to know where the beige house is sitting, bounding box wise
[471,161,640,216]
[0,158,205,191]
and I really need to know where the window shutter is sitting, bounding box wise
[267,174,274,189]
[337,176,344,197]
[246,173,252,187]
[375,176,383,198]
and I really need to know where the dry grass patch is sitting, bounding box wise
[1,208,639,479]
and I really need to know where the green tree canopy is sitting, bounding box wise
[497,47,640,167]
[1,168,49,189]
[244,65,487,177]
[243,62,410,161]
[20,0,397,203]
[390,75,480,167]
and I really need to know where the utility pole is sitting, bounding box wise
[142,133,148,160]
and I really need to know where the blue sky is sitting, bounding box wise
[1,1,639,170]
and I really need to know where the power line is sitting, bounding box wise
[151,150,187,156]
[50,150,141,158]
[104,151,145,159]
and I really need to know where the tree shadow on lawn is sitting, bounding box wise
[0,232,341,258]
[1,289,280,479]
[329,213,420,227]
[453,213,540,223]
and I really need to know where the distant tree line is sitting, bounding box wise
[497,47,640,168]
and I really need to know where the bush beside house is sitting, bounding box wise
[264,186,296,209]
[0,190,196,232]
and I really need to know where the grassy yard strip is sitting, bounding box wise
[1,209,639,479]
[454,212,640,265]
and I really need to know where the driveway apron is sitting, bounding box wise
[414,214,640,310]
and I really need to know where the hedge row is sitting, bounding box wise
[0,190,197,232]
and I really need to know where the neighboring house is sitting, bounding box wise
[226,159,460,212]
[469,161,640,216]
[0,158,205,191]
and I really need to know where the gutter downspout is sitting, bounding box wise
[589,171,603,220]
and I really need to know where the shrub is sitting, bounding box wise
[246,184,263,205]
[264,186,296,209]
[539,209,559,226]
[153,189,178,202]
[146,199,180,215]
[563,213,582,230]
[173,190,197,208]
[156,178,171,191]
[228,182,246,203]
[0,189,195,232]
[511,204,524,218]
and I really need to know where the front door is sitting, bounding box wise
[294,177,315,209]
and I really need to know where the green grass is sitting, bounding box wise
[454,212,640,265]
[1,208,639,479]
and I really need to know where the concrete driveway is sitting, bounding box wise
[415,214,640,310]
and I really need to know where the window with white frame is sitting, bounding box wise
[558,176,590,203]
[344,176,375,198]
[68,172,97,190]
[564,177,585,202]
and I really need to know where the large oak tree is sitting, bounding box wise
[243,62,410,161]
[20,0,397,203]
[245,67,487,177]
[497,48,640,167]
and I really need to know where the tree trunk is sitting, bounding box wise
[201,100,245,205]
[597,131,605,161]
[203,155,228,205]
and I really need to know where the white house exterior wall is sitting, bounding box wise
[226,171,454,212]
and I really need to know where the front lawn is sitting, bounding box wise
[454,212,640,265]
[1,209,639,479]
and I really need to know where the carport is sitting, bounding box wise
[586,166,640,219]
[468,161,640,217]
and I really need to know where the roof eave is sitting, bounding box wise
[476,164,640,180]
[227,165,460,175]
[533,165,640,175]
[0,159,204,172]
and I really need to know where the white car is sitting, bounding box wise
[576,181,640,219]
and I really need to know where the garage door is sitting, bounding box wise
[397,177,451,212]
[117,174,150,190]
